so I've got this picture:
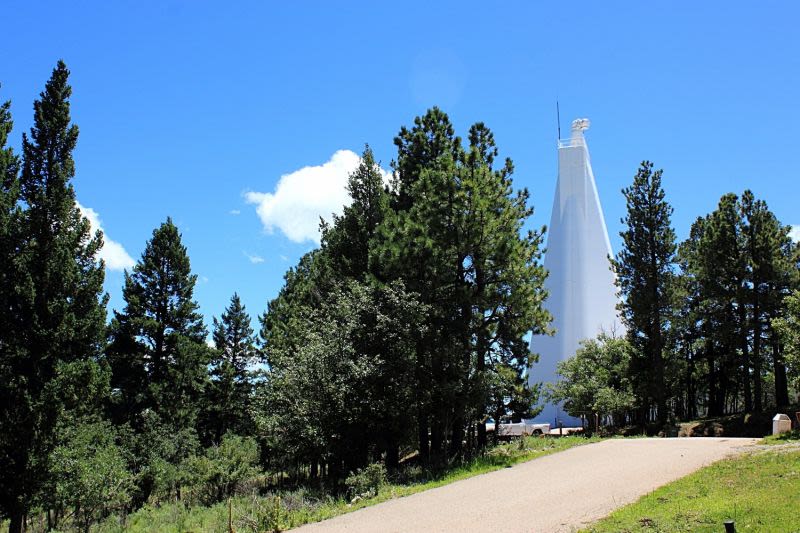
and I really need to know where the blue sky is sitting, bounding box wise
[2,2,797,333]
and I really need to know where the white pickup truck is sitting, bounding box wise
[486,417,550,439]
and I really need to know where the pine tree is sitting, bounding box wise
[0,88,24,533]
[612,161,677,426]
[0,92,21,343]
[374,108,463,464]
[459,123,550,450]
[204,293,256,443]
[0,62,108,533]
[739,191,797,409]
[375,110,549,462]
[678,191,796,415]
[107,218,209,432]
[774,289,800,390]
[687,195,745,415]
[322,145,389,281]
[768,232,800,406]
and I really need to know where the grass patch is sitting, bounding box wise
[97,435,599,532]
[762,428,800,444]
[582,448,800,532]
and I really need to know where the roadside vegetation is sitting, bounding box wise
[0,435,597,533]
[584,434,800,533]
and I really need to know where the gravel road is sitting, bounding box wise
[293,437,757,533]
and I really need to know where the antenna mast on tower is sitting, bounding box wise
[556,100,561,140]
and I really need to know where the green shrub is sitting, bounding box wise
[236,495,289,533]
[47,420,134,532]
[345,463,386,500]
[179,434,260,504]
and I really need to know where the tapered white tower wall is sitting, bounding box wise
[528,119,624,427]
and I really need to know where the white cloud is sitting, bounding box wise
[245,252,264,264]
[790,225,800,242]
[76,202,135,272]
[230,209,241,215]
[245,150,390,244]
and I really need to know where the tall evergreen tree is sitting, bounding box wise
[375,109,548,462]
[0,92,21,346]
[739,191,798,408]
[612,161,677,425]
[0,88,23,533]
[767,232,800,406]
[107,218,209,432]
[459,123,550,450]
[774,289,800,392]
[684,195,744,415]
[374,108,463,464]
[204,293,256,443]
[0,63,108,533]
[678,191,797,415]
[322,145,389,282]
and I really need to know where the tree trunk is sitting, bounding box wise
[772,339,789,407]
[653,330,668,426]
[450,417,464,461]
[8,512,23,533]
[752,297,763,412]
[385,443,399,472]
[685,348,696,420]
[740,309,752,413]
[417,410,429,465]
[430,412,444,467]
[477,422,487,450]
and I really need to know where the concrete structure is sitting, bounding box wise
[528,118,624,427]
[772,413,792,435]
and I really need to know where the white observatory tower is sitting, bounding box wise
[529,118,624,427]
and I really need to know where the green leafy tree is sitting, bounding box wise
[548,335,636,429]
[612,161,678,425]
[46,421,133,533]
[258,147,421,475]
[179,433,259,505]
[0,62,108,533]
[257,281,424,481]
[203,293,257,444]
[115,409,200,507]
[774,290,800,396]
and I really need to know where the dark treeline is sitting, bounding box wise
[0,63,551,531]
[553,162,800,429]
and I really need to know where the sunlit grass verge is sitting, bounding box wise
[97,435,600,532]
[582,448,800,533]
[761,428,800,444]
